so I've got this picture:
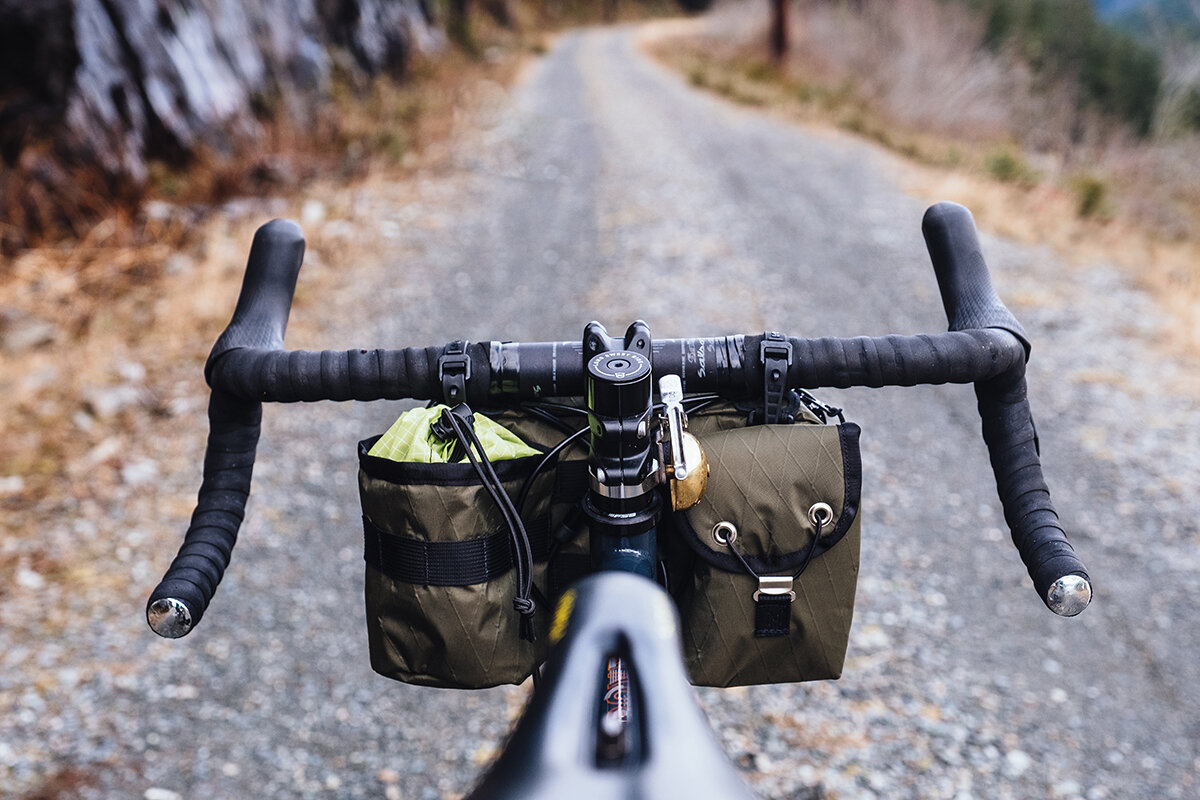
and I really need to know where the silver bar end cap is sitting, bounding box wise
[147,597,194,638]
[1047,575,1091,617]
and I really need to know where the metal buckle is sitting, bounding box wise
[753,575,796,602]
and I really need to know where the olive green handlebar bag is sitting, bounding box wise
[359,405,587,689]
[667,406,862,688]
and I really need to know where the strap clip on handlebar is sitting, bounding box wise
[439,340,472,405]
[756,332,793,425]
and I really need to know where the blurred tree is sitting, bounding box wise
[1081,23,1163,134]
[0,0,78,165]
[964,0,1163,136]
[771,0,789,61]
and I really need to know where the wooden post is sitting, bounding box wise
[770,0,789,62]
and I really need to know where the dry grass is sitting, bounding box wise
[648,0,1200,352]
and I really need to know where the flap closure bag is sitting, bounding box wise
[676,422,861,574]
[668,408,863,688]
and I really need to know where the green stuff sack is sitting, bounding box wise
[359,405,587,689]
[367,405,540,463]
[666,404,862,688]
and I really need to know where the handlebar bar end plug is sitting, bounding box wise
[1047,575,1091,617]
[147,597,195,639]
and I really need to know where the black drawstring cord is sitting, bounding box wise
[516,425,588,515]
[726,518,824,581]
[438,405,538,642]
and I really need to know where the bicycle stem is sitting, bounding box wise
[581,321,663,580]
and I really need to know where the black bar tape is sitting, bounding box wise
[922,202,1029,353]
[147,390,261,628]
[923,201,1089,609]
[977,367,1089,607]
[207,346,445,402]
[207,331,1028,404]
[772,330,1024,390]
[149,219,305,635]
[205,219,306,382]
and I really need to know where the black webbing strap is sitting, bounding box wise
[438,341,471,405]
[364,514,553,586]
[760,331,793,424]
[754,594,792,638]
[362,454,586,589]
[365,516,511,585]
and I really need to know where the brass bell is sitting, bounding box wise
[669,431,709,511]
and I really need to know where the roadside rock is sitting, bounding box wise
[0,0,438,250]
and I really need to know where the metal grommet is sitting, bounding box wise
[712,521,738,546]
[808,502,834,529]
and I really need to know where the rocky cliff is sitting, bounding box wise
[0,0,437,251]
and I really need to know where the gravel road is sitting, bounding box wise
[5,23,1198,800]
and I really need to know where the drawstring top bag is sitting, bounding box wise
[359,403,588,689]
